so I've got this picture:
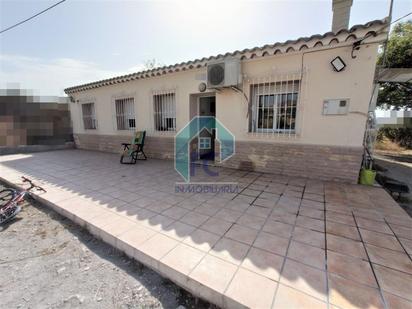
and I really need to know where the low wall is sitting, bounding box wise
[73,133,174,159]
[0,142,75,155]
[74,133,362,183]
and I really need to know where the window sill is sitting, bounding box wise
[245,132,299,139]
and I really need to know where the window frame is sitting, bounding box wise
[254,91,298,134]
[153,92,176,132]
[81,102,97,130]
[199,137,211,150]
[114,97,136,131]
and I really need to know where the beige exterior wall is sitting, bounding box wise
[68,41,381,182]
[70,42,378,148]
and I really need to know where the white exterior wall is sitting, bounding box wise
[69,42,379,148]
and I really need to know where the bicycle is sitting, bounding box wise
[0,176,46,225]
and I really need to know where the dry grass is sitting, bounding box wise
[375,137,412,156]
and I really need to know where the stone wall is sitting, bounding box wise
[74,134,362,183]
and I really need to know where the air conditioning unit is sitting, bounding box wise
[207,58,241,89]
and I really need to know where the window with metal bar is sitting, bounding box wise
[81,103,97,129]
[199,137,211,149]
[153,93,176,131]
[115,98,135,130]
[250,81,299,134]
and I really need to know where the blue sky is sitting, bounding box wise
[0,0,411,95]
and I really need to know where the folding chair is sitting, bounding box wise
[120,131,147,164]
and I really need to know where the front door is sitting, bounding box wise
[198,96,216,161]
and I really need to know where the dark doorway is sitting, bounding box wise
[198,96,216,161]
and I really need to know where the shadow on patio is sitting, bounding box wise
[0,149,411,309]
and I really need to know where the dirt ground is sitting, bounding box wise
[0,184,216,309]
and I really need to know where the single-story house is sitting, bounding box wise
[64,12,388,183]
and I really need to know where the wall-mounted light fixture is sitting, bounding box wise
[331,56,346,72]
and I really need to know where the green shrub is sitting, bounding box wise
[378,127,412,149]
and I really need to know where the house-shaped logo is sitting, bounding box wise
[174,116,235,182]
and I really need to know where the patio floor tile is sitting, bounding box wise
[245,205,272,218]
[382,292,412,309]
[200,217,233,236]
[328,273,385,309]
[296,215,325,233]
[270,209,297,225]
[355,217,394,235]
[214,208,243,223]
[280,259,327,301]
[194,203,222,216]
[327,234,367,259]
[373,264,412,301]
[233,195,255,204]
[388,224,412,241]
[236,213,266,230]
[262,220,294,238]
[116,226,157,257]
[254,231,290,256]
[180,211,210,227]
[241,188,261,197]
[139,233,179,261]
[143,214,175,232]
[241,247,283,281]
[327,251,378,287]
[162,206,189,220]
[224,224,259,245]
[399,238,412,256]
[301,199,324,210]
[293,226,325,249]
[225,268,277,308]
[326,221,360,241]
[360,229,404,252]
[273,284,327,309]
[287,240,325,269]
[160,243,205,275]
[366,244,412,274]
[253,198,277,208]
[2,150,411,309]
[183,228,220,252]
[189,255,237,293]
[210,237,250,265]
[161,221,196,241]
[299,208,325,220]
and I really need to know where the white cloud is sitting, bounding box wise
[0,54,142,96]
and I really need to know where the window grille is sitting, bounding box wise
[249,79,300,135]
[199,137,211,149]
[81,103,96,129]
[115,97,135,130]
[256,93,298,132]
[153,92,176,131]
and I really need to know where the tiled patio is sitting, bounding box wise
[1,149,411,309]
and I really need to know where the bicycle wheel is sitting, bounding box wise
[0,205,21,225]
[0,189,16,209]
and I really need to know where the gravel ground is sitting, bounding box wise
[0,183,217,309]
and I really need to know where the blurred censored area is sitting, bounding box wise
[0,88,72,147]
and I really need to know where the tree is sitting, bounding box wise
[377,20,412,110]
[143,58,164,70]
